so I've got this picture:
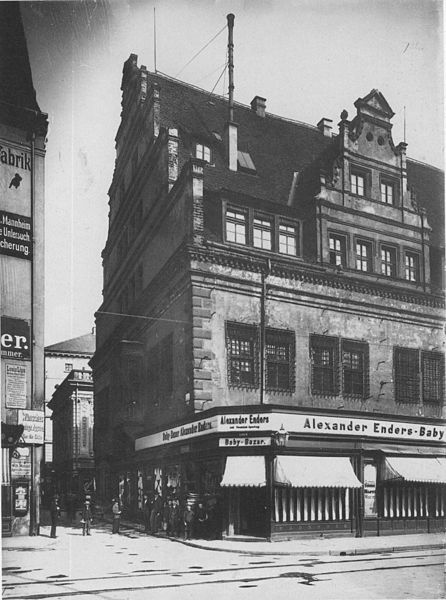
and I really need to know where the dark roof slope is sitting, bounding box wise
[407,160,444,248]
[45,332,96,356]
[148,72,332,203]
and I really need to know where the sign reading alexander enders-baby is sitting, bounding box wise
[135,410,446,451]
[0,210,32,260]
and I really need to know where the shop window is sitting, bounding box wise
[405,251,420,282]
[265,329,295,391]
[226,323,258,388]
[350,171,365,196]
[342,340,369,398]
[279,223,298,256]
[329,234,347,267]
[273,487,351,523]
[310,335,339,395]
[195,143,211,163]
[225,208,247,245]
[253,217,272,250]
[381,245,397,277]
[355,239,373,272]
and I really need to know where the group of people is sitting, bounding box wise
[142,493,221,540]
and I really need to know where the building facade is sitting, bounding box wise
[48,369,95,499]
[92,52,444,539]
[0,3,48,536]
[43,330,95,495]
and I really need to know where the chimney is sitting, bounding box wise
[250,96,266,118]
[317,117,333,137]
[226,13,238,171]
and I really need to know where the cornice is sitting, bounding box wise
[188,245,445,310]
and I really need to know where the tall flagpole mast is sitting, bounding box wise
[154,7,157,72]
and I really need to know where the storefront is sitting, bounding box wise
[134,407,446,540]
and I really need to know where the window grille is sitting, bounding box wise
[422,351,444,404]
[265,329,295,391]
[394,347,420,403]
[226,323,258,388]
[342,340,369,398]
[310,335,339,395]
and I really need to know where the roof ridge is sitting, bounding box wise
[150,70,320,132]
[407,156,444,174]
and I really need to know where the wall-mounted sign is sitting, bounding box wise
[135,410,446,451]
[11,447,31,479]
[218,437,271,448]
[364,463,378,517]
[18,410,44,444]
[0,211,32,260]
[12,482,29,516]
[5,364,27,408]
[1,317,31,359]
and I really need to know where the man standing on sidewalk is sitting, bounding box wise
[50,494,60,538]
[112,498,121,534]
[81,495,93,536]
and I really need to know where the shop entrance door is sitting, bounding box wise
[239,487,268,537]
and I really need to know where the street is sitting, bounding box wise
[2,523,444,600]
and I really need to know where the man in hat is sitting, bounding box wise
[81,495,93,536]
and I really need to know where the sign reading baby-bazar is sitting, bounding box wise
[135,410,445,451]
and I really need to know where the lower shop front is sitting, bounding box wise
[132,407,445,540]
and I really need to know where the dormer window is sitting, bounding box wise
[350,172,365,196]
[279,223,298,256]
[237,150,256,174]
[225,208,247,245]
[253,217,272,250]
[195,143,211,163]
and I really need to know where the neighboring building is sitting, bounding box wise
[48,369,95,499]
[92,46,444,539]
[0,3,48,536]
[44,331,95,472]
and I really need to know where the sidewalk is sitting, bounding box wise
[109,517,445,556]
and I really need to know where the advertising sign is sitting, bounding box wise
[12,482,29,516]
[11,447,31,479]
[218,437,271,448]
[1,317,31,359]
[136,410,446,451]
[363,463,378,517]
[0,210,32,260]
[18,410,44,444]
[5,364,27,408]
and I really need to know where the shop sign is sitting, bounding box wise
[0,210,32,260]
[218,437,271,448]
[18,410,44,444]
[363,463,377,517]
[136,410,446,451]
[1,317,31,359]
[10,447,31,479]
[5,364,27,408]
[12,482,29,516]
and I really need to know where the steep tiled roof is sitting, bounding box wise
[146,72,444,248]
[45,332,95,356]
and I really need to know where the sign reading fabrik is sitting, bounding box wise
[0,211,32,260]
[1,317,31,359]
[135,411,446,451]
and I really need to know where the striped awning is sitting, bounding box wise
[382,456,446,484]
[2,448,10,485]
[274,455,362,488]
[220,456,266,487]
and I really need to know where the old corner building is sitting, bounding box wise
[0,3,48,536]
[92,43,445,540]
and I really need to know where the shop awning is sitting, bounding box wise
[220,456,266,487]
[382,456,446,484]
[274,456,362,488]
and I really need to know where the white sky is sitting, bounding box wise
[20,0,444,345]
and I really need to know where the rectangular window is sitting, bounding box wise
[266,329,295,391]
[329,234,347,267]
[356,240,373,272]
[351,172,365,196]
[237,150,256,173]
[381,245,396,277]
[195,143,211,163]
[380,181,394,205]
[394,347,420,403]
[226,323,258,388]
[342,340,369,398]
[225,209,247,245]
[422,351,444,404]
[253,217,272,250]
[279,223,298,256]
[64,363,73,373]
[310,335,339,395]
[405,252,420,282]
